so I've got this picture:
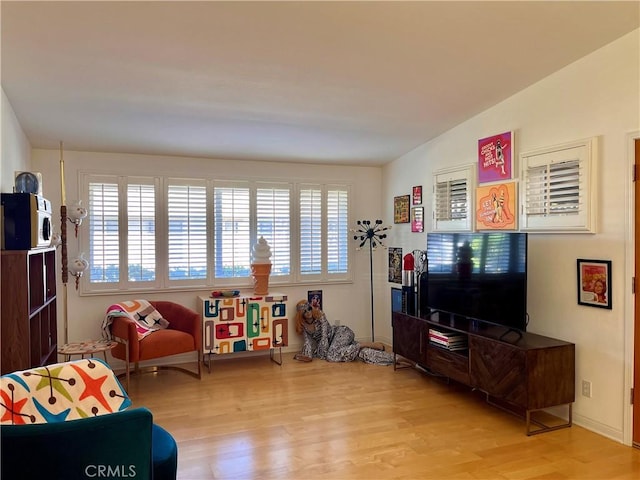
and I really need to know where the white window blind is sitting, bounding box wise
[525,160,580,217]
[127,183,156,282]
[82,172,351,292]
[168,184,207,281]
[256,185,291,277]
[300,187,322,275]
[520,137,597,233]
[433,165,474,231]
[214,185,250,278]
[327,188,348,274]
[88,181,120,283]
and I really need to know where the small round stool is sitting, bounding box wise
[58,339,118,362]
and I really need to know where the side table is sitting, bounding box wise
[58,339,118,362]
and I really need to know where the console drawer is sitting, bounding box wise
[426,345,470,385]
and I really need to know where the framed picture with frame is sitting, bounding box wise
[412,186,422,205]
[394,195,410,223]
[411,207,424,232]
[577,259,612,309]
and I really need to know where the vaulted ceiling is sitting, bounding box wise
[2,1,638,166]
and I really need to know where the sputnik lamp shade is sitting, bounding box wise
[67,200,88,237]
[68,252,89,290]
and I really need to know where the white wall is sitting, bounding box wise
[1,88,31,192]
[30,149,385,358]
[382,30,640,443]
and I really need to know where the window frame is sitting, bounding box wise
[519,137,598,233]
[78,172,351,294]
[432,164,475,232]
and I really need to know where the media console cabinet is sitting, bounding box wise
[392,311,575,435]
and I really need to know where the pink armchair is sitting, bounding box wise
[110,300,202,389]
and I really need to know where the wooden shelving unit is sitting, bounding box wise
[1,247,58,374]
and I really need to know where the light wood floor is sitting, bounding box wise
[127,352,640,480]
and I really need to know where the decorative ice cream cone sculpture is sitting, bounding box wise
[251,237,272,295]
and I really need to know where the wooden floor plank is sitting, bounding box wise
[126,353,640,479]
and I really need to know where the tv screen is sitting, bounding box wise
[426,232,528,331]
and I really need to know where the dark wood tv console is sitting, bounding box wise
[392,311,575,435]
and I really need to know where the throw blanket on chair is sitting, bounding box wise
[102,299,169,340]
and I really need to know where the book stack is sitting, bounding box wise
[429,328,468,351]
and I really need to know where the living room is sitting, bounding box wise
[1,1,640,470]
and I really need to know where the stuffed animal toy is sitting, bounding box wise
[293,299,385,363]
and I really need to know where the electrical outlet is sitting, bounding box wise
[582,380,592,398]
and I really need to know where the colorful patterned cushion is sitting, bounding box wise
[0,358,131,425]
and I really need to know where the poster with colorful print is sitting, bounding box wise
[388,247,402,283]
[476,182,517,230]
[478,131,513,183]
[308,290,323,310]
[577,259,611,309]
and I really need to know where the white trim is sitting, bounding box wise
[623,129,639,446]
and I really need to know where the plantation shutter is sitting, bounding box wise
[327,188,349,274]
[256,185,291,278]
[167,183,207,281]
[88,180,120,283]
[127,182,156,282]
[433,165,474,231]
[213,184,251,278]
[299,187,322,276]
[520,137,597,232]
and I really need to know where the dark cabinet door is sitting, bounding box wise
[469,336,527,408]
[392,313,425,364]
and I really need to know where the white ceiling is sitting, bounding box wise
[2,1,639,166]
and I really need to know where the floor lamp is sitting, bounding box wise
[59,142,69,344]
[58,142,89,345]
[353,220,391,342]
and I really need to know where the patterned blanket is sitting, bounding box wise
[102,299,169,340]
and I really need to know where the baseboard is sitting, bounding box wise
[572,412,624,444]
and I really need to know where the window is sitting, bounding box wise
[167,182,207,282]
[88,179,119,284]
[520,137,597,233]
[299,184,350,281]
[433,164,474,232]
[256,184,291,277]
[81,174,349,293]
[127,182,156,282]
[213,183,251,279]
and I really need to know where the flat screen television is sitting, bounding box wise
[425,232,528,331]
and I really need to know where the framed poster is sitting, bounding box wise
[307,290,323,310]
[388,247,402,283]
[478,131,514,184]
[476,182,517,230]
[412,185,422,205]
[394,195,410,223]
[577,259,612,309]
[411,207,424,233]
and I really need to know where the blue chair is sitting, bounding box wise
[0,358,177,480]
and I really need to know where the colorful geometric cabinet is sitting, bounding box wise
[198,294,289,371]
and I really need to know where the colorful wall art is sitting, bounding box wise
[478,131,514,183]
[476,182,517,230]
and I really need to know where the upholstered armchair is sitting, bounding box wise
[1,358,177,480]
[109,300,202,389]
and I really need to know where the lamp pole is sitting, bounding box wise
[352,219,391,342]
